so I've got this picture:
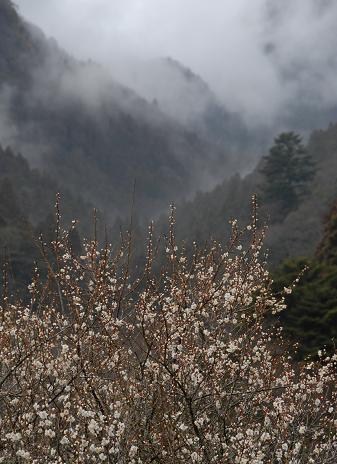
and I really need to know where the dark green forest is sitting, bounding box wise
[273,201,337,358]
[1,0,337,358]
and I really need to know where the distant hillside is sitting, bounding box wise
[0,0,39,84]
[0,144,90,227]
[0,143,91,292]
[121,56,260,173]
[172,123,337,265]
[0,0,239,222]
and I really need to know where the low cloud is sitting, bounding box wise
[13,0,337,129]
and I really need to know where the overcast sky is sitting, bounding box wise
[14,0,337,122]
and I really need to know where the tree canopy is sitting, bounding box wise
[260,132,315,217]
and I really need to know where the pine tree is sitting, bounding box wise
[260,132,315,216]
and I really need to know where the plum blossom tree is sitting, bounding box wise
[0,199,336,463]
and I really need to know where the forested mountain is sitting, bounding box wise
[0,144,91,291]
[0,0,248,288]
[0,145,90,226]
[2,0,337,292]
[172,124,337,265]
[0,0,242,222]
[121,57,257,172]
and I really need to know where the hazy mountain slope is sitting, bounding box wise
[0,0,39,84]
[0,143,93,292]
[0,144,91,227]
[171,123,337,265]
[122,57,260,173]
[0,0,237,221]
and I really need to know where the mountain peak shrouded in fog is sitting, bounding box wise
[0,0,247,222]
[13,0,337,130]
[117,55,252,161]
[127,57,213,124]
[3,0,337,216]
[2,0,337,211]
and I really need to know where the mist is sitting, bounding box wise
[14,0,337,128]
[1,0,337,181]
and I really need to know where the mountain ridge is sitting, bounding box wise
[0,0,239,222]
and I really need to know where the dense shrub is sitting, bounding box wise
[0,201,336,463]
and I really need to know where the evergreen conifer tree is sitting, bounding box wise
[261,132,315,216]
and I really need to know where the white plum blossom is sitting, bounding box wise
[0,207,336,462]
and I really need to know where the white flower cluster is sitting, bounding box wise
[0,217,336,462]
